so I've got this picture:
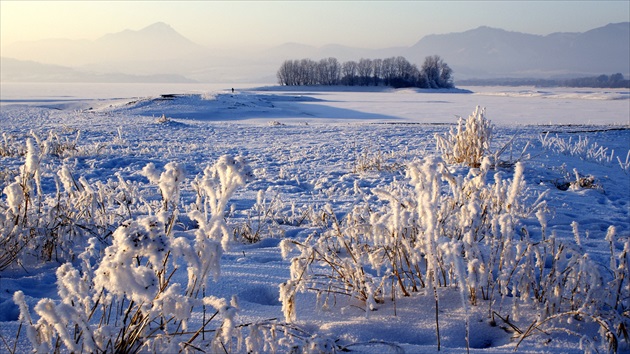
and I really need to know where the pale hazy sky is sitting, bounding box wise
[1,1,629,50]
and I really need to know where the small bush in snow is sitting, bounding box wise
[0,132,22,157]
[234,189,285,243]
[280,157,541,348]
[155,114,170,124]
[435,106,493,167]
[515,224,629,353]
[14,215,237,353]
[552,167,602,191]
[351,148,403,173]
[0,139,147,268]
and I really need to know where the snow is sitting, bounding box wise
[0,83,629,353]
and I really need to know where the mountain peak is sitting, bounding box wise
[88,21,205,62]
[99,22,184,41]
[467,26,531,36]
[473,25,502,31]
[140,22,175,33]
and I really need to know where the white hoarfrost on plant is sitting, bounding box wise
[10,155,277,353]
[141,161,185,212]
[435,105,493,167]
[93,216,169,303]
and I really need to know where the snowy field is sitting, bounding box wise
[0,83,629,353]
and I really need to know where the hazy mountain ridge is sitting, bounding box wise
[3,22,207,68]
[1,22,628,83]
[0,57,196,83]
[404,22,630,78]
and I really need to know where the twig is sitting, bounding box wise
[492,311,522,334]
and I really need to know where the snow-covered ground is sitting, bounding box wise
[0,84,629,353]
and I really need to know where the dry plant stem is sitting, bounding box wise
[0,322,21,354]
[181,310,220,351]
[515,311,618,352]
[491,311,523,335]
[434,283,441,351]
[386,248,411,297]
[614,246,628,311]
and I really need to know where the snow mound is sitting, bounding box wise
[100,92,324,121]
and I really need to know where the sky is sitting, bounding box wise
[1,0,629,51]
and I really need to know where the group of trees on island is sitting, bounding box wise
[277,55,454,89]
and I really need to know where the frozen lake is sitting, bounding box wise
[1,82,628,125]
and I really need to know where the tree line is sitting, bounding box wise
[276,55,454,89]
[458,73,629,89]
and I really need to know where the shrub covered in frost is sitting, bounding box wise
[0,133,151,270]
[234,189,286,243]
[1,133,331,353]
[435,106,493,167]
[13,156,263,353]
[281,154,628,352]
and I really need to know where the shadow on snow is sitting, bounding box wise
[110,93,400,121]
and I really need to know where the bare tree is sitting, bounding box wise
[391,56,420,88]
[277,59,297,85]
[298,59,318,85]
[317,57,341,85]
[421,55,453,89]
[438,61,453,88]
[342,60,358,86]
[372,58,383,86]
[357,58,373,86]
[381,57,396,86]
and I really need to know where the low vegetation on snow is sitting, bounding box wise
[0,89,629,353]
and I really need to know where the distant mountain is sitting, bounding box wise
[260,23,629,80]
[0,57,196,83]
[1,57,80,82]
[93,22,206,63]
[2,22,627,83]
[3,22,207,67]
[404,22,630,79]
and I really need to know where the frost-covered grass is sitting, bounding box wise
[0,86,629,353]
[540,131,630,172]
